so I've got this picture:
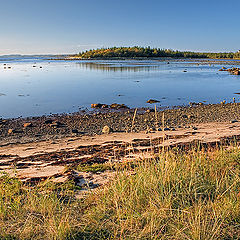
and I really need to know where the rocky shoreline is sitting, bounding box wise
[1,102,240,146]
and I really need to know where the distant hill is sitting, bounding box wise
[71,47,240,59]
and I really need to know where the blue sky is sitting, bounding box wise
[0,0,239,54]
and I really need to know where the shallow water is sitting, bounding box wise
[0,58,240,118]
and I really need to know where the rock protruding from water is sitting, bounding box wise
[146,99,160,104]
[91,103,129,109]
[219,67,240,75]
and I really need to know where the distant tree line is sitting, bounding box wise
[74,47,240,59]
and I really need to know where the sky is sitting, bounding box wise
[0,0,240,55]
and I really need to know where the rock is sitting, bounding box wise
[146,99,160,104]
[72,129,78,133]
[110,103,128,109]
[102,125,112,134]
[45,119,53,124]
[224,67,240,75]
[230,120,238,123]
[192,127,198,130]
[164,127,170,131]
[188,115,194,119]
[8,129,14,134]
[91,103,103,108]
[23,122,33,128]
[146,109,155,113]
[50,121,64,128]
[101,104,109,109]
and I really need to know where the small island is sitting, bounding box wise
[68,46,240,59]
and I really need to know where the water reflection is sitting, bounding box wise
[76,61,161,72]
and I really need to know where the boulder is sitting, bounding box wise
[110,103,129,109]
[146,99,160,104]
[91,103,103,108]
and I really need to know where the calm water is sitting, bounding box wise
[0,58,240,118]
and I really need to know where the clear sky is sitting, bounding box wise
[0,0,239,55]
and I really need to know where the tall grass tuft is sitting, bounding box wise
[0,146,240,239]
[82,147,240,239]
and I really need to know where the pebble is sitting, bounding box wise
[102,125,112,134]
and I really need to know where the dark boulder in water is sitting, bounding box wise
[146,99,160,104]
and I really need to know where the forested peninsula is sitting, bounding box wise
[70,46,240,59]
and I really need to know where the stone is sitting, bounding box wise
[91,103,103,108]
[50,121,63,128]
[23,122,33,128]
[45,119,53,124]
[146,99,160,104]
[8,129,14,134]
[102,125,112,134]
[146,109,155,113]
[230,120,238,123]
[110,103,129,109]
[72,129,78,133]
[101,104,109,109]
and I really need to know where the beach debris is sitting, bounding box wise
[146,99,160,104]
[102,125,112,134]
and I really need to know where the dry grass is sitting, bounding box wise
[0,146,240,239]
